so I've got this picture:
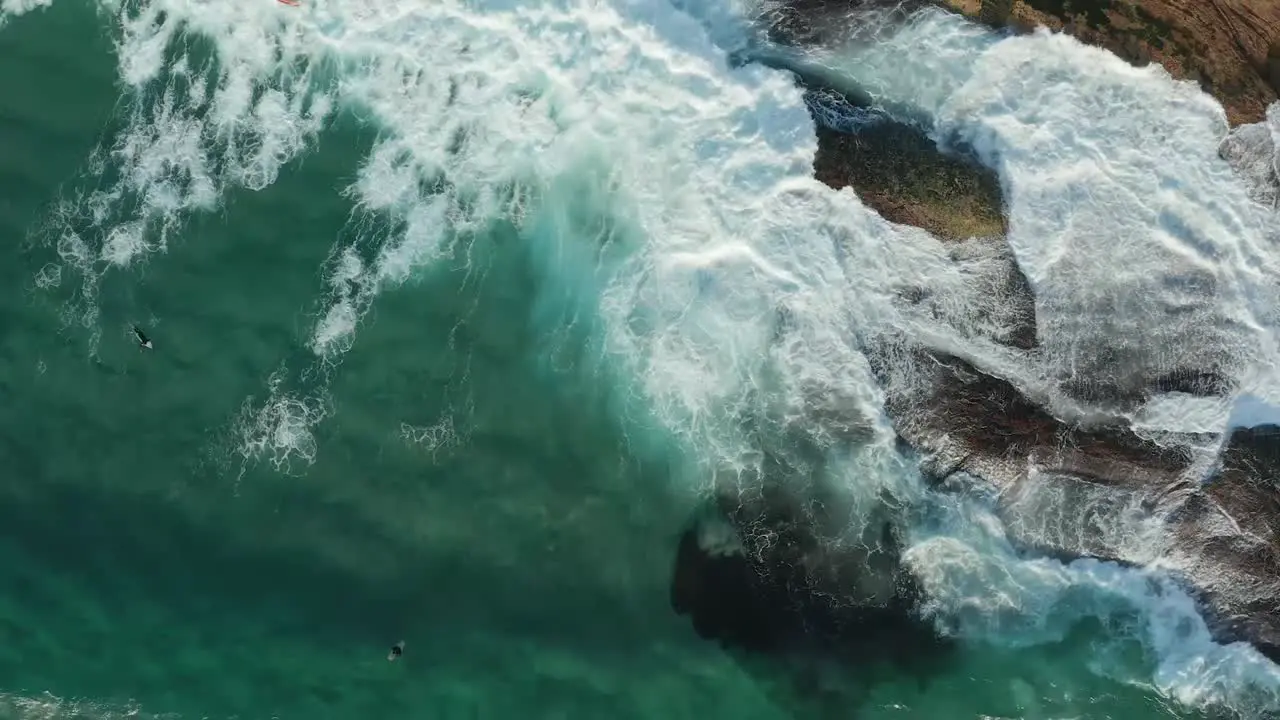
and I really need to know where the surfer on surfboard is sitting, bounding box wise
[131,325,153,351]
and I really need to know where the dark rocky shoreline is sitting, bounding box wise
[667,0,1280,690]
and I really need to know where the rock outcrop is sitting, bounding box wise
[812,116,1008,240]
[752,0,1280,667]
[1176,425,1280,658]
[669,477,952,708]
[766,4,1010,242]
[871,344,1280,661]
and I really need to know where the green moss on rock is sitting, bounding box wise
[813,121,1007,241]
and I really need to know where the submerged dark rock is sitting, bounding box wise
[669,477,951,699]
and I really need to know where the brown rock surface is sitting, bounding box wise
[1178,425,1280,656]
[771,0,1280,663]
[870,344,1280,659]
[812,120,1009,240]
[872,348,1196,490]
[939,0,1280,125]
[769,4,1010,242]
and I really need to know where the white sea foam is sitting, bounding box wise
[0,691,167,720]
[1222,103,1280,211]
[232,364,329,479]
[908,482,1280,712]
[802,9,1280,432]
[11,0,1280,714]
[0,0,50,22]
[400,414,468,460]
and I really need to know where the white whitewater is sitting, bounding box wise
[11,0,1280,715]
[789,9,1280,435]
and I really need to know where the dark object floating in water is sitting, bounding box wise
[131,325,153,351]
[387,640,405,662]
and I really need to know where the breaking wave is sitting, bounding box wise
[13,0,1280,716]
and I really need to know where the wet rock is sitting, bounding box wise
[978,0,1014,25]
[891,236,1039,350]
[670,472,951,679]
[1169,425,1280,659]
[1150,368,1237,397]
[788,38,1010,243]
[1030,257,1242,413]
[871,346,1280,662]
[763,2,1013,244]
[781,2,1243,407]
[1053,359,1238,411]
[873,348,1194,485]
[812,118,1009,241]
[787,12,1036,349]
[1270,39,1280,95]
[766,0,1280,666]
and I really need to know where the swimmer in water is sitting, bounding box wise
[388,640,405,661]
[131,325,153,351]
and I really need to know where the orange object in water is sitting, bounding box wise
[277,0,299,5]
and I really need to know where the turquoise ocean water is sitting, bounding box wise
[0,1,1278,718]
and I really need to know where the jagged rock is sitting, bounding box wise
[870,346,1280,662]
[764,0,1280,666]
[812,119,1008,241]
[669,476,952,695]
[1169,425,1280,658]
